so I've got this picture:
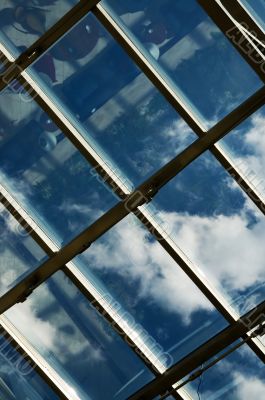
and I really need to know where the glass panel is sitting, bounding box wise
[0,328,59,400]
[240,0,265,31]
[5,271,154,400]
[27,12,195,184]
[150,151,265,316]
[182,343,265,400]
[0,85,117,246]
[220,104,265,200]
[0,209,47,296]
[101,0,262,128]
[0,0,78,57]
[75,214,227,367]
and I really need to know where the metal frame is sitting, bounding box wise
[0,0,265,399]
[128,300,265,400]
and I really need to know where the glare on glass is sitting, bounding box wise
[5,271,154,400]
[240,0,265,31]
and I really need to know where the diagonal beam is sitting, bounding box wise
[128,300,265,400]
[0,50,264,366]
[2,81,265,316]
[0,191,191,398]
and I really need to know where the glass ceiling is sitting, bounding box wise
[0,1,264,400]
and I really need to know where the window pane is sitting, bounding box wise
[5,271,153,400]
[0,209,47,296]
[240,0,265,31]
[0,0,78,57]
[27,13,195,185]
[75,214,227,367]
[150,151,265,316]
[0,86,117,246]
[220,104,265,200]
[0,328,59,400]
[182,343,265,400]
[102,0,262,128]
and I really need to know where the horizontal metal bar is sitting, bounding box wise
[0,0,100,91]
[128,300,265,400]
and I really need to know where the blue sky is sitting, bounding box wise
[0,1,265,399]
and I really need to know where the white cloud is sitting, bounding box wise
[222,112,265,199]
[84,216,213,324]
[234,373,265,399]
[5,279,107,366]
[158,203,265,297]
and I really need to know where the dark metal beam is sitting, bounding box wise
[128,300,265,400]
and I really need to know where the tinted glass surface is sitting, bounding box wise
[102,0,262,127]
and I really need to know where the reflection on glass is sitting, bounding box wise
[183,344,265,400]
[0,0,78,56]
[0,328,58,400]
[0,85,117,245]
[0,209,47,296]
[151,151,265,316]
[5,271,153,400]
[240,0,265,31]
[28,13,195,184]
[75,214,227,366]
[102,0,262,127]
